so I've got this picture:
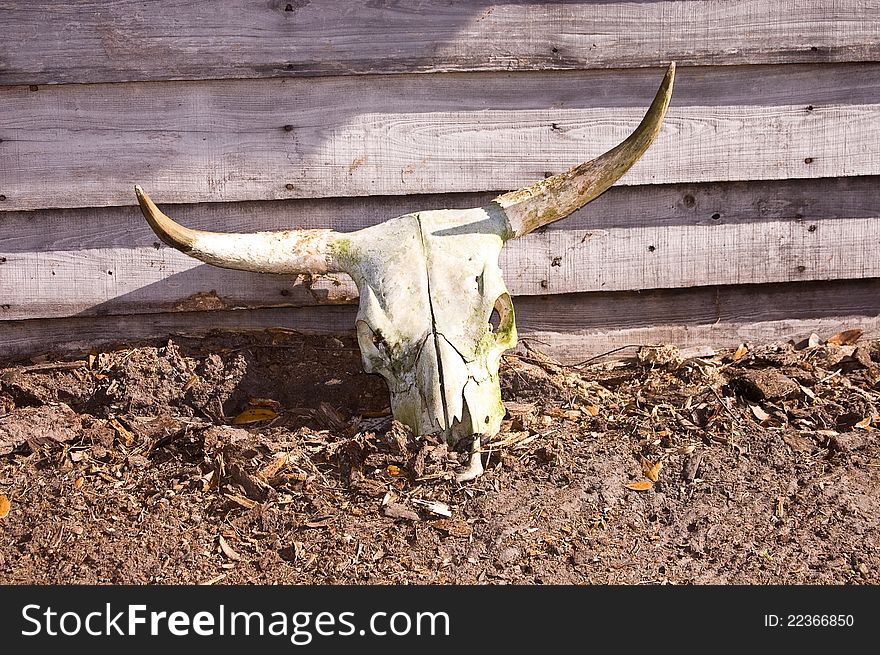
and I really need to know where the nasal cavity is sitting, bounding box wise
[489,308,502,331]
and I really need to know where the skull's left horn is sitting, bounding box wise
[134,186,344,275]
[495,62,675,239]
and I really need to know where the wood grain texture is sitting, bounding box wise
[0,306,359,364]
[513,280,880,362]
[522,318,880,364]
[3,279,878,364]
[6,177,879,252]
[501,216,880,295]
[2,1,878,85]
[513,279,880,333]
[3,215,879,320]
[2,64,879,211]
[3,177,879,320]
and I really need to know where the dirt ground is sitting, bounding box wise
[0,327,878,585]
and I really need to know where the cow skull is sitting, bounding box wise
[134,63,675,481]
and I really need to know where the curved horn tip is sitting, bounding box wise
[133,184,153,208]
[660,61,675,98]
[496,62,676,239]
[133,185,198,252]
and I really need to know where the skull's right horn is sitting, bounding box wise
[134,185,345,275]
[495,62,675,239]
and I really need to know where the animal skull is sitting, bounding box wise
[134,63,675,481]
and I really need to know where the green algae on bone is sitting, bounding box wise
[330,237,360,268]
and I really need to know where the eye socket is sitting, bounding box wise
[489,292,514,334]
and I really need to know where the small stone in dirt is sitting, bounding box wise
[201,425,253,452]
[730,369,800,401]
[258,550,283,571]
[829,431,870,453]
[782,432,815,453]
[382,502,420,521]
[127,454,150,469]
[0,403,80,455]
[852,346,878,370]
[681,451,703,482]
[497,547,521,565]
[792,333,823,350]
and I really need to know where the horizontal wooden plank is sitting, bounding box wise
[2,1,878,85]
[513,279,880,334]
[3,279,878,364]
[2,63,879,211]
[3,178,879,320]
[3,216,879,320]
[0,306,359,364]
[523,318,880,364]
[514,279,880,362]
[504,216,880,295]
[6,177,879,253]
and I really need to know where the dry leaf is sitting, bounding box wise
[109,418,133,445]
[641,457,663,482]
[733,343,748,361]
[826,329,863,346]
[256,452,289,481]
[430,518,472,537]
[750,404,771,423]
[545,407,581,420]
[624,480,653,491]
[88,351,97,370]
[218,535,242,561]
[386,464,404,477]
[583,405,600,417]
[223,492,258,509]
[0,494,10,519]
[231,407,278,425]
[73,477,84,490]
[855,416,873,431]
[200,469,216,492]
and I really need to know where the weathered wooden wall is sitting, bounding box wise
[1,1,879,362]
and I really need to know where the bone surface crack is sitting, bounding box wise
[437,332,473,365]
[416,213,451,432]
